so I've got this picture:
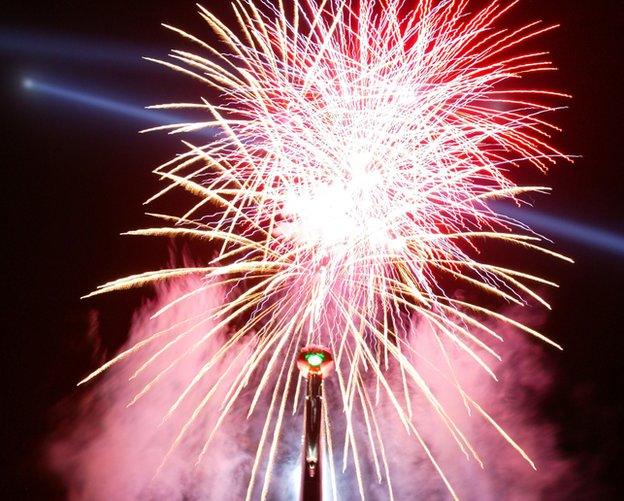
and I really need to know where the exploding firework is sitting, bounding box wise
[81,0,571,499]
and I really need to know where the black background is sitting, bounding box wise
[1,1,623,499]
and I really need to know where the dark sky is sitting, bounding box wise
[2,0,623,499]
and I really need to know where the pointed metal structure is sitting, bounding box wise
[297,346,334,501]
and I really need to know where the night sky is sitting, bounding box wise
[2,1,623,499]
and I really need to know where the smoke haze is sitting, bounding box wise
[47,281,575,500]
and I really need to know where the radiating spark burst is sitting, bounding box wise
[81,0,572,499]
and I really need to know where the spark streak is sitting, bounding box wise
[82,1,571,498]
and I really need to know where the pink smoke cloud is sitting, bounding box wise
[47,278,255,500]
[364,308,579,500]
[47,280,576,500]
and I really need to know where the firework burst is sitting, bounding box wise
[81,1,571,498]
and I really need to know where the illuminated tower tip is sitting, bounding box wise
[297,345,334,378]
[297,345,333,501]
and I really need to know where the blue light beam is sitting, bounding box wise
[1,28,150,65]
[493,203,624,257]
[22,77,183,126]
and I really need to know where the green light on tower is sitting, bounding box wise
[305,352,325,367]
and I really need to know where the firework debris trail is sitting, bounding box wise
[76,1,571,499]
